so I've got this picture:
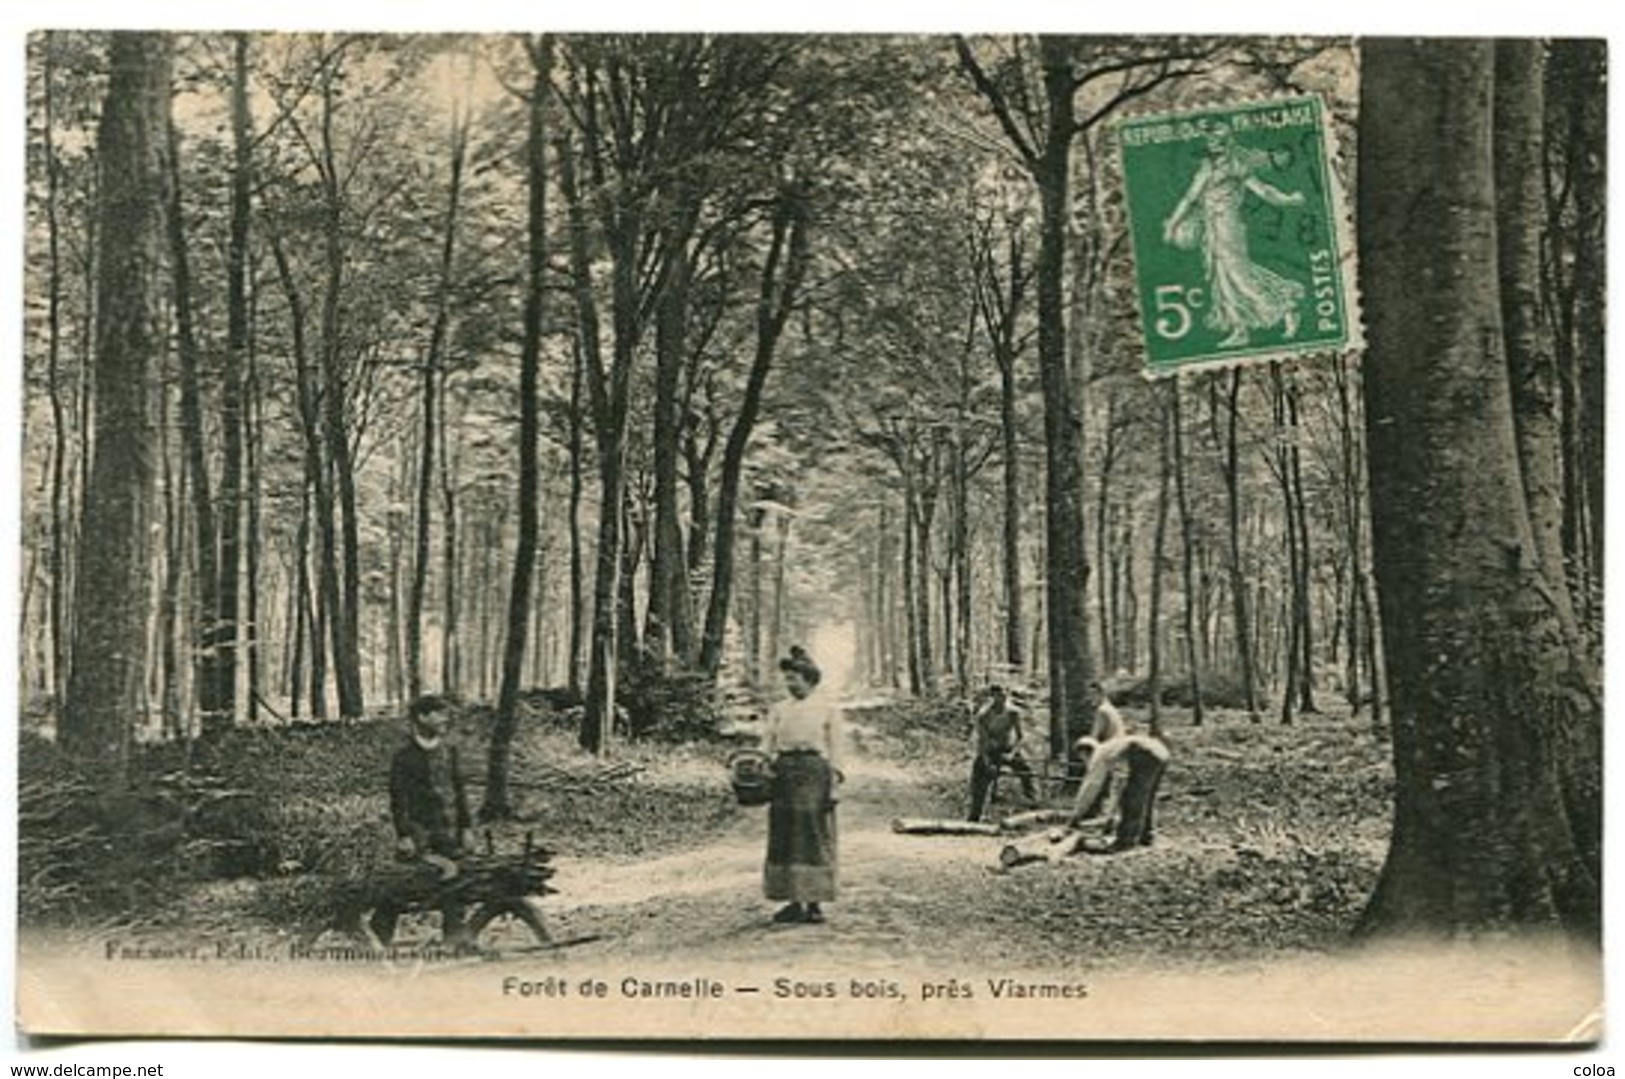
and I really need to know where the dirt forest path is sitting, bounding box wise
[534,741,1015,971]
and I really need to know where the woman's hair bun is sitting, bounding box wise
[779,645,821,687]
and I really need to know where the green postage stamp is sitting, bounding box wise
[1116,94,1359,375]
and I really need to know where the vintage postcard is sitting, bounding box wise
[12,29,1604,1047]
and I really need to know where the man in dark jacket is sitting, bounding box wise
[370,695,472,947]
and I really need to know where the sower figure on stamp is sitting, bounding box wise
[370,694,474,948]
[1161,124,1307,349]
[967,683,1039,822]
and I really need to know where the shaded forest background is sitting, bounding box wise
[18,32,1605,940]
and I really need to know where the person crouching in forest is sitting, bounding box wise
[763,646,842,925]
[1064,732,1171,852]
[967,683,1039,822]
[370,694,473,948]
[1066,680,1127,798]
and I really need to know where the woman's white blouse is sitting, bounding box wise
[764,694,840,768]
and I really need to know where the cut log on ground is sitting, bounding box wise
[891,817,1003,836]
[997,736,1173,869]
[997,808,1074,832]
[998,827,1097,868]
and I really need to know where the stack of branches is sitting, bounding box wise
[443,833,560,907]
[485,756,645,797]
[301,832,563,950]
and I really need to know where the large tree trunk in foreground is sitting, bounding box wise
[1358,38,1600,941]
[1494,39,1578,648]
[62,32,171,786]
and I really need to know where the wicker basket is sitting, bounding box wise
[727,749,774,807]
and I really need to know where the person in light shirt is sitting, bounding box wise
[762,645,842,925]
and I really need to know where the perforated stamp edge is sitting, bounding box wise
[1103,87,1366,381]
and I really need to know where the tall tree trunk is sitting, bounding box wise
[483,41,552,817]
[767,507,791,673]
[1359,38,1600,940]
[244,281,264,721]
[581,250,639,752]
[683,411,715,602]
[582,444,625,754]
[1171,380,1204,725]
[1034,37,1094,756]
[977,222,1030,679]
[1219,369,1258,717]
[567,334,586,696]
[385,461,405,703]
[1286,379,1317,715]
[698,185,810,679]
[1332,358,1363,710]
[1146,387,1172,740]
[648,227,697,664]
[1269,366,1299,725]
[157,368,183,739]
[616,495,642,674]
[310,512,330,719]
[575,126,640,751]
[997,345,1025,676]
[407,345,437,701]
[1120,521,1137,673]
[164,119,222,736]
[901,475,921,696]
[1360,556,1387,735]
[269,232,332,720]
[288,498,309,719]
[409,101,469,702]
[62,32,171,786]
[1094,397,1117,674]
[558,127,606,712]
[746,503,764,684]
[915,455,938,694]
[877,501,896,687]
[209,31,252,736]
[1496,40,1578,647]
[43,33,71,708]
[317,65,364,720]
[438,375,463,696]
[1544,41,1604,625]
[952,434,972,689]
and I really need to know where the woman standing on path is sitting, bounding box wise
[763,646,842,925]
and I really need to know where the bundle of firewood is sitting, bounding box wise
[442,836,559,906]
[474,758,645,797]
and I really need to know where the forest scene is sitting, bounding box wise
[15,30,1604,1039]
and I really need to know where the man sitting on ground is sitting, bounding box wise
[370,694,473,948]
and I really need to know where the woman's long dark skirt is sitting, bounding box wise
[764,750,837,902]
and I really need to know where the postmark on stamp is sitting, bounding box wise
[1115,94,1358,375]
